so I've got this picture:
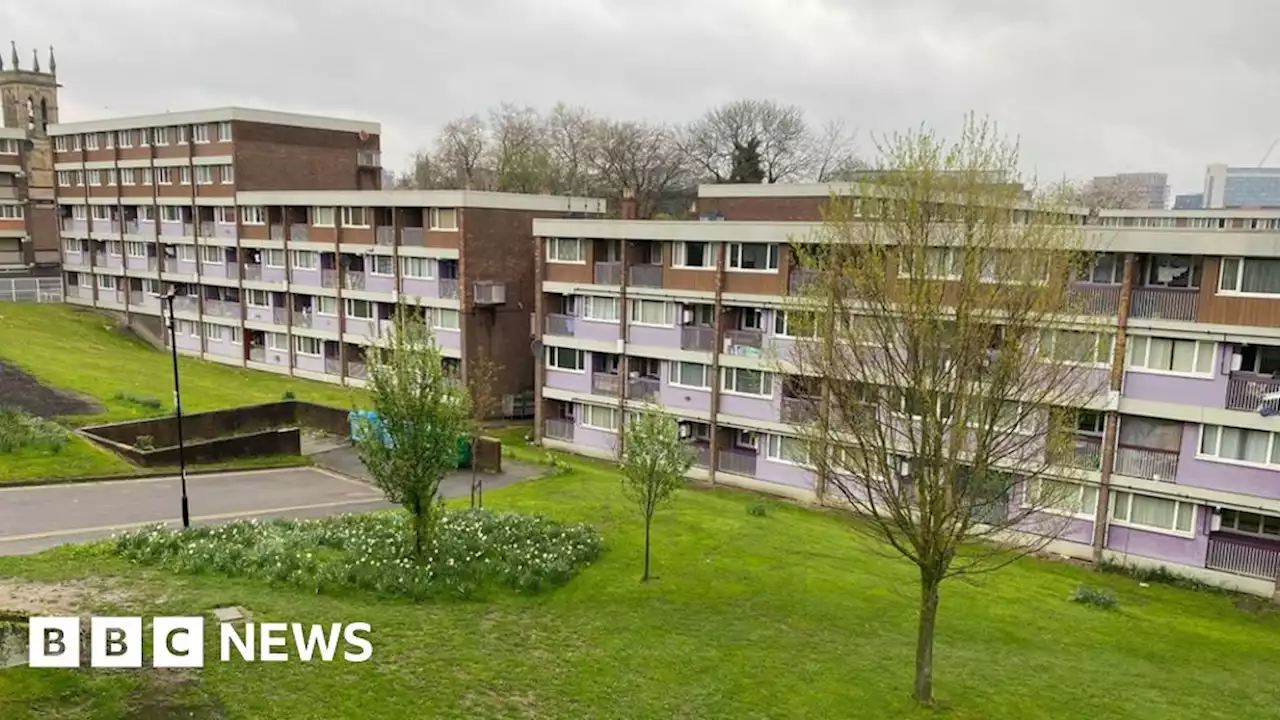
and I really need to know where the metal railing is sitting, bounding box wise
[1226,372,1280,412]
[324,357,341,375]
[292,310,314,328]
[1205,535,1280,580]
[347,361,367,379]
[0,277,63,302]
[725,329,764,355]
[681,325,715,352]
[438,278,459,299]
[249,347,265,362]
[321,269,338,288]
[125,220,140,235]
[789,267,816,295]
[270,225,285,241]
[291,224,310,243]
[781,396,818,424]
[629,377,660,402]
[544,419,575,441]
[173,296,199,314]
[1113,445,1179,482]
[592,373,621,396]
[375,227,395,246]
[629,264,662,288]
[400,228,425,247]
[1129,287,1199,321]
[199,221,215,237]
[243,264,263,281]
[1069,435,1103,471]
[717,449,758,477]
[183,223,195,237]
[1068,283,1122,315]
[273,308,290,325]
[546,313,574,336]
[594,261,622,285]
[344,271,366,290]
[693,445,712,469]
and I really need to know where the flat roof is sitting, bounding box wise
[48,107,380,137]
[236,189,607,214]
[0,127,27,140]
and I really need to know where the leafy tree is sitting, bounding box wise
[352,302,471,559]
[788,115,1105,704]
[465,353,503,508]
[728,138,765,183]
[618,411,694,582]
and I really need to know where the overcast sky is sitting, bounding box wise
[6,0,1278,195]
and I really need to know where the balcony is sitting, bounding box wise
[199,221,215,237]
[270,225,285,241]
[173,296,199,314]
[128,290,143,304]
[146,257,157,271]
[291,224,309,243]
[1069,435,1103,471]
[681,326,715,352]
[1113,445,1179,482]
[204,299,242,318]
[347,361,367,380]
[358,150,381,167]
[1068,283,1121,315]
[375,227,394,246]
[474,281,506,305]
[629,376,660,402]
[1226,372,1280,412]
[344,271,366,290]
[272,308,289,325]
[324,357,341,375]
[789,267,817,295]
[321,269,339,288]
[125,220,140,235]
[546,313,574,336]
[249,346,265,362]
[243,264,263,281]
[725,329,764,357]
[592,373,621,396]
[693,445,712,469]
[162,258,179,274]
[438,279,459,299]
[400,228,425,247]
[292,310,314,328]
[545,419,575,442]
[781,396,818,424]
[717,449,758,477]
[1130,287,1199,321]
[1205,535,1280,580]
[183,223,195,237]
[594,261,622,286]
[629,264,662,288]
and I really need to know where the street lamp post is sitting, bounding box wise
[164,287,191,528]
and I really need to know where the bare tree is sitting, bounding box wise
[809,118,865,182]
[592,119,692,218]
[465,353,503,508]
[396,149,453,189]
[619,410,693,582]
[787,116,1106,704]
[545,103,602,196]
[435,114,490,189]
[488,103,553,193]
[681,99,812,183]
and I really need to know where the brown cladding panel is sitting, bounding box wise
[664,267,718,293]
[307,226,337,245]
[27,204,58,253]
[153,143,189,160]
[698,196,827,221]
[240,222,268,240]
[1196,257,1280,328]
[544,260,593,284]
[195,184,234,199]
[116,146,150,162]
[425,230,460,249]
[342,226,374,245]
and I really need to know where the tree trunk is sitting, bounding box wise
[470,439,479,508]
[642,514,652,583]
[412,493,423,559]
[914,575,941,704]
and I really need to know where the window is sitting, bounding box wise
[312,207,335,226]
[547,238,584,263]
[546,346,585,372]
[581,295,620,322]
[91,205,110,220]
[54,136,69,152]
[154,167,173,185]
[399,257,436,279]
[673,241,713,269]
[176,126,188,144]
[177,245,196,262]
[116,130,133,148]
[107,241,122,256]
[228,327,242,344]
[312,296,336,315]
[97,274,116,290]
[263,249,285,268]
[137,206,155,222]
[431,308,461,330]
[766,434,812,466]
[581,404,619,432]
[290,250,318,269]
[738,308,764,331]
[219,165,234,184]
[125,242,146,258]
[204,323,224,341]
[57,170,73,187]
[1039,330,1113,366]
[175,320,198,337]
[722,367,773,397]
[370,255,394,276]
[194,166,213,185]
[629,299,673,326]
[214,206,235,224]
[1126,336,1215,375]
[294,335,322,356]
[1110,491,1195,535]
[179,166,191,185]
[1143,255,1202,289]
[160,206,182,222]
[62,238,79,253]
[87,170,102,186]
[140,168,151,186]
[1218,509,1280,539]
[669,361,711,389]
[1079,253,1124,284]
[774,310,818,338]
[341,207,368,227]
[429,208,458,230]
[85,133,100,150]
[217,122,232,142]
[153,127,169,146]
[105,169,118,187]
[727,242,779,271]
[191,124,210,144]
[142,279,159,295]
[120,168,136,186]
[242,207,265,225]
[0,205,24,219]
[267,332,290,351]
[345,298,373,319]
[247,290,270,307]
[1199,424,1280,467]
[1219,257,1280,296]
[980,250,1049,284]
[200,246,222,264]
[78,273,92,288]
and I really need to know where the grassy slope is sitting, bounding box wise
[0,304,362,481]
[1,437,1277,719]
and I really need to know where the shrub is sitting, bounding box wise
[1070,585,1118,610]
[0,408,68,454]
[282,390,296,400]
[134,434,156,451]
[748,503,768,517]
[1098,559,1220,593]
[113,508,603,600]
[113,392,163,410]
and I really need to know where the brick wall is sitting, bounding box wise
[697,196,826,221]
[233,121,381,192]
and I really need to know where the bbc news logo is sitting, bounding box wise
[27,617,372,668]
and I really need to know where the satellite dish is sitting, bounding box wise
[530,339,543,357]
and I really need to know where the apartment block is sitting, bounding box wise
[0,45,60,274]
[533,187,1280,597]
[61,188,605,410]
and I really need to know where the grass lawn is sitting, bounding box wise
[1,434,1277,719]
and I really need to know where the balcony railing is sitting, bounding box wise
[249,346,265,362]
[273,308,290,325]
[592,373,621,396]
[693,445,712,469]
[321,269,338,288]
[725,329,764,356]
[717,449,758,477]
[629,377,660,402]
[270,225,285,241]
[546,313,574,336]
[781,396,818,424]
[438,279,459,299]
[128,290,143,304]
[146,257,157,271]
[681,325,715,352]
[291,224,309,243]
[64,285,81,298]
[173,296,199,314]
[324,357,342,375]
[594,261,622,286]
[1226,372,1280,412]
[401,228,425,247]
[344,271,366,290]
[1069,435,1103,471]
[544,419,575,442]
[293,310,314,328]
[1113,445,1179,482]
[375,227,395,246]
[347,361,367,380]
[629,264,662,288]
[357,150,381,167]
[162,258,179,273]
[183,223,195,237]
[1205,535,1280,580]
[1068,283,1121,315]
[125,220,140,235]
[474,281,505,305]
[789,267,817,295]
[199,221,215,237]
[1129,287,1199,321]
[243,264,263,281]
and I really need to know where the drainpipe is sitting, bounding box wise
[1091,253,1135,565]
[533,235,546,445]
[617,239,630,459]
[707,242,727,485]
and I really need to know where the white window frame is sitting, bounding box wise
[294,335,323,356]
[765,434,813,467]
[247,289,271,308]
[290,250,318,270]
[107,240,123,257]
[580,295,620,323]
[399,256,436,279]
[668,361,711,390]
[220,165,234,185]
[1126,336,1216,377]
[160,206,182,223]
[120,168,136,186]
[721,367,774,398]
[1218,257,1280,298]
[312,207,335,227]
[263,249,286,268]
[217,121,232,142]
[1023,478,1099,520]
[116,130,133,149]
[1217,508,1280,540]
[726,242,779,272]
[341,207,369,228]
[179,166,192,185]
[154,167,173,185]
[87,169,102,186]
[546,238,585,264]
[214,206,236,224]
[194,166,213,185]
[228,326,243,345]
[369,255,394,276]
[315,296,337,316]
[628,299,674,327]
[345,298,374,320]
[1039,330,1114,367]
[1197,424,1280,469]
[125,241,146,258]
[96,274,116,290]
[200,245,223,264]
[429,208,458,231]
[91,205,110,221]
[204,323,224,342]
[241,207,266,225]
[546,346,585,373]
[152,127,170,146]
[1109,490,1196,537]
[176,245,196,263]
[672,241,714,270]
[85,133,100,151]
[267,332,290,351]
[191,124,210,144]
[0,204,24,220]
[580,403,619,432]
[431,308,461,331]
[773,310,818,338]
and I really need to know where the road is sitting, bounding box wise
[0,467,393,555]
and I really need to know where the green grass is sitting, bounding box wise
[1,438,1277,719]
[0,449,311,486]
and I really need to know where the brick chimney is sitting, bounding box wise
[620,188,637,220]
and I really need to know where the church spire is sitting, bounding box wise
[10,42,18,70]
[48,46,56,75]
[31,48,38,73]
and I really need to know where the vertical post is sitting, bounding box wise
[1091,252,1134,563]
[165,291,191,529]
[707,242,727,485]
